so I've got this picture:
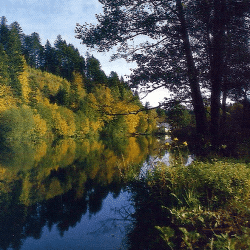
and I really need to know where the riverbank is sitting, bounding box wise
[133,157,250,249]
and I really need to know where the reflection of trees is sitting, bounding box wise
[126,181,170,250]
[40,190,88,237]
[88,185,109,215]
[0,180,123,250]
[0,135,157,249]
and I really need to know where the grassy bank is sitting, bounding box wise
[143,158,250,249]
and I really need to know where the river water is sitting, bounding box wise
[0,136,171,250]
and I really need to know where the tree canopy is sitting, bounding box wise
[76,0,250,148]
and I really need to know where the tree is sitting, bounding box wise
[85,55,107,91]
[108,71,120,88]
[23,32,44,68]
[76,0,250,148]
[43,40,58,73]
[0,16,9,49]
[54,35,85,81]
[0,18,24,96]
[0,44,11,86]
[166,103,192,129]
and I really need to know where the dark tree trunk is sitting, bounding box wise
[210,0,227,149]
[176,0,208,137]
[221,88,227,128]
[242,92,250,129]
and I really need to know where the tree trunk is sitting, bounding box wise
[176,0,208,137]
[210,0,227,149]
[221,88,227,130]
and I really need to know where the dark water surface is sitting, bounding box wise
[21,192,132,250]
[0,136,164,250]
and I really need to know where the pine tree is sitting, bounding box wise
[43,40,58,74]
[85,55,107,91]
[23,32,44,68]
[0,16,9,50]
[0,21,25,96]
[0,44,11,86]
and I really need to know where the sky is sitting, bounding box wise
[1,0,169,106]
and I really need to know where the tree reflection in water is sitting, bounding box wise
[0,135,162,250]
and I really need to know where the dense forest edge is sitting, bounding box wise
[0,16,157,146]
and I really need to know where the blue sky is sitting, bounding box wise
[2,0,135,76]
[2,0,168,106]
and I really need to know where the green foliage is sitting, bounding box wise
[0,106,35,142]
[145,157,250,249]
[166,104,192,129]
[85,55,107,92]
[136,114,148,134]
[102,116,129,154]
[0,44,11,86]
[55,87,69,106]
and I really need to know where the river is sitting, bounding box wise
[0,135,170,250]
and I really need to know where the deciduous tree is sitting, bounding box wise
[76,0,250,148]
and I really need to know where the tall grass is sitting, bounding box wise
[145,156,250,249]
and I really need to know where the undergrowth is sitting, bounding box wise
[145,142,250,249]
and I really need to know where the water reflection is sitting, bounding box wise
[139,152,194,179]
[0,136,159,250]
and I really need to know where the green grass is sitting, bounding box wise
[145,159,250,249]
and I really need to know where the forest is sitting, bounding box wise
[0,16,157,145]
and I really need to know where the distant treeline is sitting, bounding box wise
[0,16,157,142]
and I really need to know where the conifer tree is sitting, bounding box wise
[43,40,58,73]
[85,55,107,91]
[23,32,44,68]
[0,16,9,50]
[54,35,85,80]
[0,19,24,96]
[0,44,11,86]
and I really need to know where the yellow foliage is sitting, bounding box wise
[34,140,48,162]
[29,88,44,104]
[94,85,113,108]
[33,113,47,136]
[90,119,103,133]
[46,178,64,200]
[27,67,71,100]
[88,165,100,180]
[0,85,18,112]
[125,113,140,134]
[79,139,90,155]
[59,107,76,136]
[71,72,86,99]
[54,139,76,165]
[19,65,31,103]
[87,93,98,109]
[78,116,90,135]
[53,112,68,136]
[19,175,32,206]
[125,137,144,165]
[90,140,104,152]
[49,104,76,137]
[110,100,142,134]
